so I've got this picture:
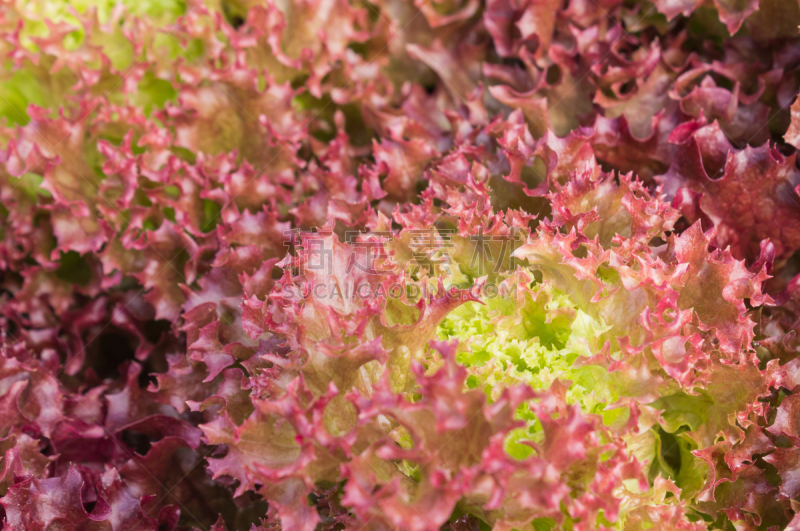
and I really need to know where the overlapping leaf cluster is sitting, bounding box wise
[1,0,800,529]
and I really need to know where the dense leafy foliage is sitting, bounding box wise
[1,0,800,529]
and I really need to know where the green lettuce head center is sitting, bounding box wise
[438,282,616,409]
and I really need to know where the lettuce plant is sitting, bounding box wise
[1,0,800,530]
